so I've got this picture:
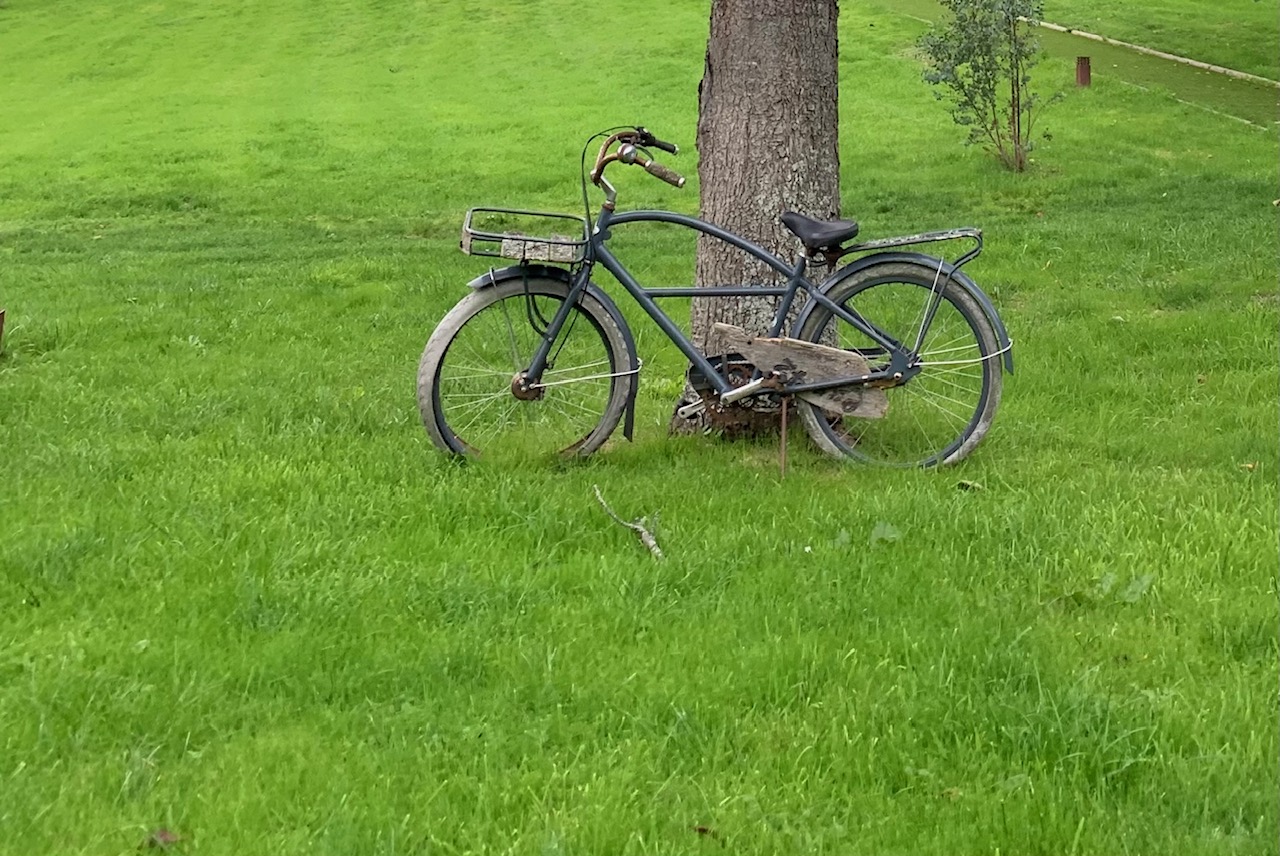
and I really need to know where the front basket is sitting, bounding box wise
[460,207,588,264]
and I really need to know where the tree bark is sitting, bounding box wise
[674,0,841,435]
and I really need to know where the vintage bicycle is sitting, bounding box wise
[417,125,1013,467]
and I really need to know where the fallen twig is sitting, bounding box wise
[592,484,664,560]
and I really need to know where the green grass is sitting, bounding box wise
[1,1,1277,854]
[1046,0,1280,79]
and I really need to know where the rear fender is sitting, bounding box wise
[797,252,1014,373]
[466,265,642,439]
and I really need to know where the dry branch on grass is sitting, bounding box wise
[592,485,664,560]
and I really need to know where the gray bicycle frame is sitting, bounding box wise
[521,206,919,397]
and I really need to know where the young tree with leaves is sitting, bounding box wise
[920,0,1053,172]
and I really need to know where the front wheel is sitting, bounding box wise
[795,262,1004,467]
[418,277,634,459]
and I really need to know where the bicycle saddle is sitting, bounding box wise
[780,211,860,250]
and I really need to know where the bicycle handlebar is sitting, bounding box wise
[589,126,686,202]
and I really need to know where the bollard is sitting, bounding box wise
[1076,56,1092,87]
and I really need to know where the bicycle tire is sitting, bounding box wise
[418,278,633,459]
[795,261,1003,467]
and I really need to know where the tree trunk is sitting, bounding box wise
[673,0,841,435]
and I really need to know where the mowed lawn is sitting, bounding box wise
[1046,0,1280,79]
[0,1,1276,855]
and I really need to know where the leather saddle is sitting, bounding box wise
[780,211,859,253]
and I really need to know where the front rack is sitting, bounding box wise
[460,207,589,264]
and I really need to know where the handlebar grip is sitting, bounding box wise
[650,138,679,155]
[644,160,686,188]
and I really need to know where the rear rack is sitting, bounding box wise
[838,227,984,269]
[460,207,589,264]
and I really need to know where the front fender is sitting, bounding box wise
[465,264,642,439]
[466,264,572,291]
[796,252,1014,374]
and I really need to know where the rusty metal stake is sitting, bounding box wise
[779,396,789,479]
[0,308,6,355]
[1076,56,1092,87]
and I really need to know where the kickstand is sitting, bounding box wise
[780,396,789,479]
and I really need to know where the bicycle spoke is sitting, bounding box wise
[917,370,983,397]
[441,366,518,382]
[545,392,609,419]
[905,387,971,427]
[499,298,522,371]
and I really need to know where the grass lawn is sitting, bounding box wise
[1,1,1276,854]
[1046,0,1280,79]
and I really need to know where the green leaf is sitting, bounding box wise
[870,521,903,545]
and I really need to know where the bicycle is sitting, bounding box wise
[417,125,1014,467]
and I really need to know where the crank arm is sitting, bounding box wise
[676,399,706,419]
[719,373,780,405]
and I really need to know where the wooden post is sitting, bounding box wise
[1076,56,1092,87]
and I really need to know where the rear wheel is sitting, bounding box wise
[796,262,1003,467]
[418,278,633,459]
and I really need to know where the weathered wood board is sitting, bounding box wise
[498,236,578,263]
[711,323,888,418]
